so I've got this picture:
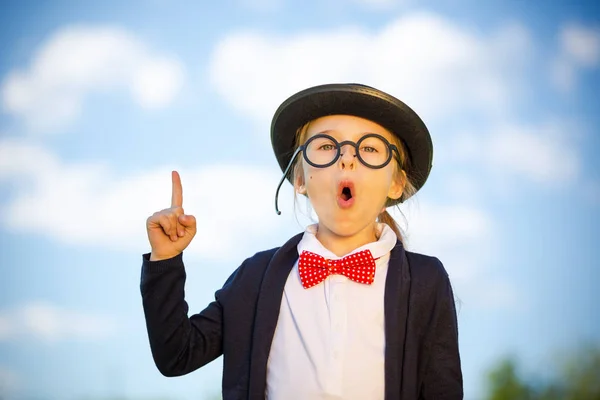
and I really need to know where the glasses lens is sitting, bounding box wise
[305,136,338,166]
[357,135,391,167]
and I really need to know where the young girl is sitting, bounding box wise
[141,83,463,399]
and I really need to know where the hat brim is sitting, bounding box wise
[270,83,433,204]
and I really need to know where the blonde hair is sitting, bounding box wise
[290,120,417,244]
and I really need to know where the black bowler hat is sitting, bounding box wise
[270,83,433,206]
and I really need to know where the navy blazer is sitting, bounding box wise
[140,233,463,399]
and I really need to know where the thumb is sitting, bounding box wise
[178,214,196,228]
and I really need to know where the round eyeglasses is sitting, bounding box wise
[275,133,403,214]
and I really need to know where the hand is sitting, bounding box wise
[146,171,197,261]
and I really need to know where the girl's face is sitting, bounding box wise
[295,114,404,239]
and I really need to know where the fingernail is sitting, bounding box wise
[178,229,184,237]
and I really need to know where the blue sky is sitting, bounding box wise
[0,0,599,399]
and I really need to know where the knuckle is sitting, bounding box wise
[147,212,160,225]
[159,215,171,228]
[171,206,184,215]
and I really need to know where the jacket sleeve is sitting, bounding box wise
[139,252,238,377]
[421,259,463,399]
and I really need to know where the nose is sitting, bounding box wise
[338,143,357,170]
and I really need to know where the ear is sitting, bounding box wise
[387,170,406,200]
[294,170,307,195]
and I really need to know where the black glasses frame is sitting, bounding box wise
[275,133,403,214]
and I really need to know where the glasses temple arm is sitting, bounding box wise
[391,146,404,167]
[275,147,303,215]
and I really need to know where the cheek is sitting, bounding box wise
[365,170,395,195]
[384,166,398,185]
[304,168,329,196]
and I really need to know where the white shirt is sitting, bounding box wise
[266,223,398,400]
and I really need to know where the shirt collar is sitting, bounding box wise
[297,223,398,260]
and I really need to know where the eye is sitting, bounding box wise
[361,146,378,153]
[319,144,336,151]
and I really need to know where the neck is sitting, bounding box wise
[315,222,379,257]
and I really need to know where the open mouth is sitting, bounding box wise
[341,186,353,201]
[337,181,355,208]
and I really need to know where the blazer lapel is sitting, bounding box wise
[248,233,303,400]
[384,240,411,400]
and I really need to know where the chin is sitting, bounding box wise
[321,217,374,238]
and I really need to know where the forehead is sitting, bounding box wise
[305,114,395,142]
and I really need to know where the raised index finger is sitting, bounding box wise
[171,170,183,208]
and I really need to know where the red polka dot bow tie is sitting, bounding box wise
[298,250,377,289]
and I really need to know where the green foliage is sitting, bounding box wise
[487,358,535,400]
[485,345,600,400]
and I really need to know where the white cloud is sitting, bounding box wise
[472,280,520,309]
[208,12,533,125]
[487,126,579,184]
[0,139,286,261]
[551,23,600,91]
[439,173,483,203]
[0,301,116,342]
[1,25,185,133]
[206,12,583,193]
[447,122,580,187]
[560,23,600,67]
[404,203,491,247]
[399,202,492,284]
[391,201,520,310]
